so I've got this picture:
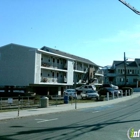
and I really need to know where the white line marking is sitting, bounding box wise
[36,118,58,123]
[92,111,100,113]
[35,119,45,121]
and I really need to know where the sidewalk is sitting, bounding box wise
[0,92,140,121]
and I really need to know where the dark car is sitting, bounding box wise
[102,84,119,89]
[98,87,121,97]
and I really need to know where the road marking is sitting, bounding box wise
[35,119,45,121]
[92,111,100,113]
[35,118,58,123]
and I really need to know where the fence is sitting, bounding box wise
[0,96,40,110]
[0,95,67,111]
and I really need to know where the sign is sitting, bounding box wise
[127,127,140,139]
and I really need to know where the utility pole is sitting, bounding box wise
[124,52,127,86]
[119,0,140,15]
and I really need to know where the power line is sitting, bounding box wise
[119,0,140,15]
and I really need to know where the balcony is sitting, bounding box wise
[107,73,116,77]
[41,62,51,67]
[41,77,67,84]
[41,61,67,71]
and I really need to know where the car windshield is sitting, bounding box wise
[86,90,95,93]
[67,89,75,92]
[106,88,114,91]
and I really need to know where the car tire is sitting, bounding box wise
[96,97,99,101]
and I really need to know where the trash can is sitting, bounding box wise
[40,96,49,108]
[64,95,69,104]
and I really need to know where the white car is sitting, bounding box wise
[76,85,96,92]
[81,90,99,100]
[63,89,77,99]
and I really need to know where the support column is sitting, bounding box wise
[58,87,61,96]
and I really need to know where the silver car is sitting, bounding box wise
[63,89,77,99]
[76,85,96,92]
[81,90,99,100]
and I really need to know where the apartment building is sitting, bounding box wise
[104,59,140,87]
[0,43,103,95]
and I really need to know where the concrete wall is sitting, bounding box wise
[0,44,36,86]
[67,60,74,85]
[34,51,41,84]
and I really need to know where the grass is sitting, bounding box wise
[0,98,97,112]
[49,98,96,105]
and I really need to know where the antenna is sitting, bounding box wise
[119,0,140,15]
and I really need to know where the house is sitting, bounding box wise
[0,43,103,96]
[104,59,140,87]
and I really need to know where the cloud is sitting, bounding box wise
[101,30,140,44]
[77,25,140,51]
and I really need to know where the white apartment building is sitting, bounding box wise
[0,43,103,95]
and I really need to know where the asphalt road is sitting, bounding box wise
[0,96,140,140]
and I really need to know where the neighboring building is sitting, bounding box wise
[0,43,103,95]
[104,59,140,87]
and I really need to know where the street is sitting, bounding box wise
[0,96,140,140]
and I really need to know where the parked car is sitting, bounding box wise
[98,87,121,97]
[81,90,99,100]
[102,84,118,89]
[76,85,96,93]
[63,89,77,99]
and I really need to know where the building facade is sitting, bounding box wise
[104,59,140,87]
[0,43,103,95]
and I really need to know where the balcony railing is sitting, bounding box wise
[107,73,116,77]
[41,62,67,70]
[41,62,51,67]
[41,77,67,83]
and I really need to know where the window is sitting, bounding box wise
[57,59,59,63]
[133,79,137,82]
[52,72,54,77]
[132,70,134,74]
[57,73,59,77]
[127,69,129,74]
[120,78,124,82]
[118,69,120,73]
[64,59,66,64]
[53,58,55,63]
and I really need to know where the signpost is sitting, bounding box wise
[18,95,20,116]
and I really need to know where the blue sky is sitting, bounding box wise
[1,0,140,66]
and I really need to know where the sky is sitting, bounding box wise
[1,0,140,67]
